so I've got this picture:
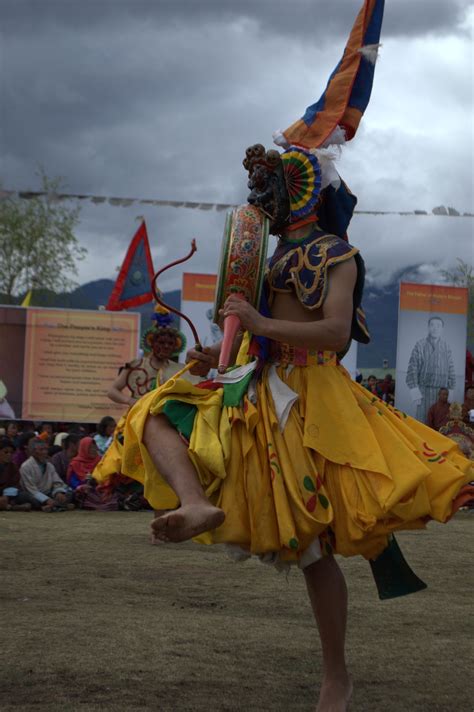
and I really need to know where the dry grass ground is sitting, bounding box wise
[1,511,472,712]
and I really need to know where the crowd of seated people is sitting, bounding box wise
[2,382,472,514]
[0,417,151,513]
[362,373,396,405]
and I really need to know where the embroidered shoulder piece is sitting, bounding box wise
[266,231,370,344]
[267,233,358,310]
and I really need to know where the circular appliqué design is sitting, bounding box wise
[281,147,322,221]
[130,269,144,285]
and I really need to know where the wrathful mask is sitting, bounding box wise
[243,144,322,234]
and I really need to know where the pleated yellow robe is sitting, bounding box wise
[109,348,472,564]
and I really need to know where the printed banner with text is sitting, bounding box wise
[0,306,140,422]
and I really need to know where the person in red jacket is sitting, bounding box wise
[426,388,451,431]
[0,437,31,511]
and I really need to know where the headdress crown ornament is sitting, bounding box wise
[243,145,282,177]
[151,303,175,329]
[141,302,186,357]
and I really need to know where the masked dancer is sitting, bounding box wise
[102,2,474,709]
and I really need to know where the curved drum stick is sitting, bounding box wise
[151,239,202,349]
[218,293,244,374]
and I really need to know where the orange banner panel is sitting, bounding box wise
[182,273,217,302]
[399,282,468,314]
[22,308,140,422]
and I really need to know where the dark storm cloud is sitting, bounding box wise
[2,0,471,38]
[3,0,470,198]
[0,0,472,291]
[2,2,297,200]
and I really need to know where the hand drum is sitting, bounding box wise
[213,204,269,373]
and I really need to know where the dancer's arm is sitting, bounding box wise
[223,259,356,352]
[107,370,135,406]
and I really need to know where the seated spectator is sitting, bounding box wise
[67,437,118,510]
[6,422,21,448]
[48,445,62,458]
[365,375,382,398]
[67,437,101,490]
[466,350,474,388]
[19,421,35,436]
[37,422,54,445]
[69,424,87,438]
[53,432,69,448]
[94,417,116,456]
[12,431,36,469]
[20,439,74,512]
[380,374,395,404]
[426,388,451,431]
[462,386,474,425]
[0,437,31,511]
[51,434,80,483]
[110,473,151,511]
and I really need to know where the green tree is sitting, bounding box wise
[441,258,474,349]
[0,172,86,303]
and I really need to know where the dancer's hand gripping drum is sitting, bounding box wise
[213,205,269,373]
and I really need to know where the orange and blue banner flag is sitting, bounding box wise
[106,220,155,310]
[280,0,384,150]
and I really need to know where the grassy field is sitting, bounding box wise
[1,511,472,711]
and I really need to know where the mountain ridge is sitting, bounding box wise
[2,266,469,368]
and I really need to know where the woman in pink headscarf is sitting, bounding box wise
[67,437,100,488]
[67,437,118,510]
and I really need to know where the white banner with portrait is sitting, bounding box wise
[395,282,468,423]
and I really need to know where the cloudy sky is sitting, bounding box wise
[1,0,473,292]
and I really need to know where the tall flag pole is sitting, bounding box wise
[106,220,155,311]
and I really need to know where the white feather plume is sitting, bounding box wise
[310,147,341,190]
[358,43,382,65]
[272,129,290,149]
[321,125,347,148]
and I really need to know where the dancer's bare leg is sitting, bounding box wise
[143,414,225,543]
[304,555,352,712]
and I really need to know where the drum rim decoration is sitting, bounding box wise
[213,210,233,324]
[213,205,270,324]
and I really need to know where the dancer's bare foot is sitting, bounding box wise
[316,674,352,712]
[151,502,225,543]
[149,509,170,545]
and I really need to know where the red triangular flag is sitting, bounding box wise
[106,221,155,310]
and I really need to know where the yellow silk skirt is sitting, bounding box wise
[96,353,472,564]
